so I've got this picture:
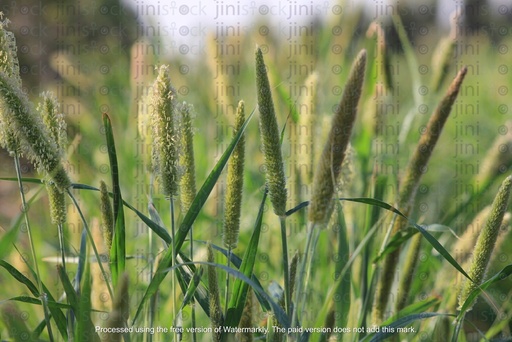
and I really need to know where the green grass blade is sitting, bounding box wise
[0,260,40,295]
[224,190,266,328]
[373,229,417,263]
[380,298,440,326]
[174,108,254,253]
[71,183,172,244]
[337,197,473,282]
[167,261,289,329]
[457,264,512,320]
[6,297,72,310]
[103,113,126,287]
[0,258,69,340]
[75,252,98,341]
[131,109,254,325]
[205,241,270,312]
[56,265,79,315]
[178,266,204,313]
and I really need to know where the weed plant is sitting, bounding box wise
[1,10,512,342]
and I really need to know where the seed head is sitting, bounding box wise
[255,47,287,217]
[308,50,366,225]
[38,91,67,156]
[100,180,114,251]
[0,15,21,154]
[178,102,196,213]
[223,100,245,249]
[0,72,71,191]
[150,65,180,198]
[458,175,512,311]
[207,243,223,341]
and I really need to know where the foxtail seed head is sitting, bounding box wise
[150,65,180,198]
[100,180,114,251]
[0,15,21,154]
[255,47,287,217]
[178,102,196,213]
[308,50,367,225]
[397,66,467,211]
[38,91,67,157]
[207,243,223,341]
[0,72,71,191]
[223,100,245,250]
[458,175,512,311]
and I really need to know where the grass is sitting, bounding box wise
[1,8,512,342]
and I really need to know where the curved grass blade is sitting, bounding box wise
[337,197,473,282]
[178,266,204,313]
[131,109,254,325]
[0,259,68,339]
[71,183,172,245]
[166,261,289,329]
[57,264,79,315]
[373,229,417,263]
[75,252,99,341]
[6,297,72,310]
[224,190,266,328]
[203,241,270,312]
[103,113,126,287]
[457,264,512,320]
[0,259,39,295]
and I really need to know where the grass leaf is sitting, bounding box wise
[103,113,126,287]
[131,109,254,325]
[224,190,266,328]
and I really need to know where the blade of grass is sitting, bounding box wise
[131,109,254,325]
[224,190,266,328]
[0,258,68,340]
[166,261,290,329]
[103,113,126,287]
[338,197,473,282]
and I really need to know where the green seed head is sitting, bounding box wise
[150,65,181,198]
[255,47,287,217]
[223,100,245,250]
[458,175,512,311]
[0,15,21,154]
[178,101,197,213]
[398,66,467,211]
[308,50,366,225]
[0,72,71,191]
[100,180,114,251]
[207,243,223,341]
[38,91,67,157]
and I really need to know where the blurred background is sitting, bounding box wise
[0,0,512,339]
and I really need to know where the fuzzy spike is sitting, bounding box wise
[150,65,180,198]
[223,100,245,249]
[207,243,223,341]
[178,101,197,213]
[308,50,367,225]
[255,47,287,217]
[458,175,512,310]
[100,181,114,251]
